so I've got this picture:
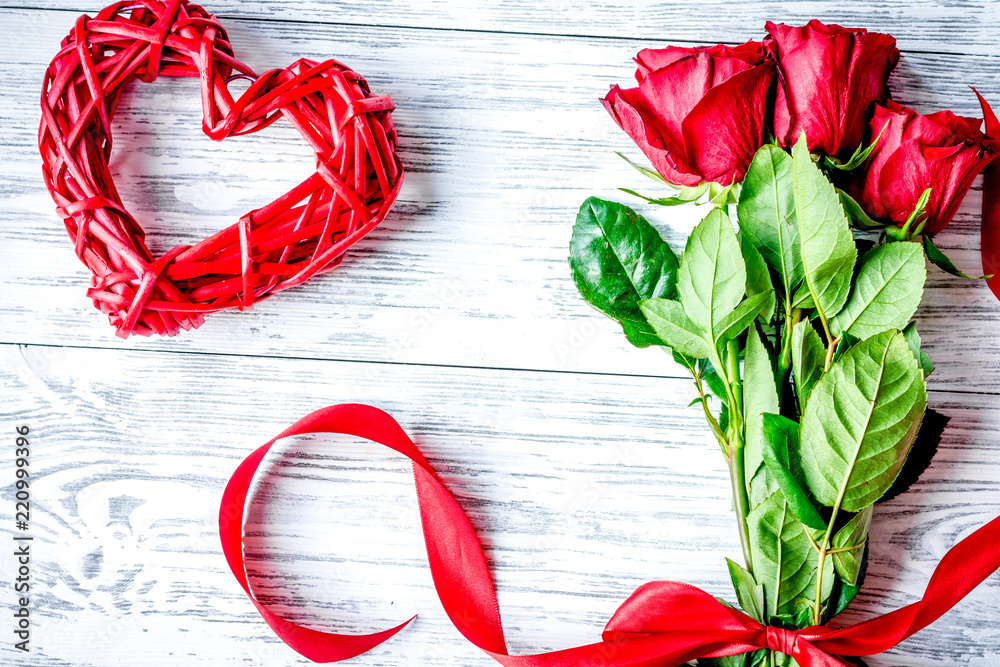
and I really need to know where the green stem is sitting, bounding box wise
[673,351,728,454]
[676,347,752,573]
[812,543,830,626]
[815,307,834,349]
[697,375,728,454]
[823,334,840,372]
[779,304,794,373]
[708,348,737,439]
[812,497,845,626]
[729,435,754,577]
[724,339,753,577]
[826,543,864,556]
[726,339,745,430]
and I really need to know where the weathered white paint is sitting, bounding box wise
[3,9,1000,387]
[24,0,1000,56]
[1,3,999,666]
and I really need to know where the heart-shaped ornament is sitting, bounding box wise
[39,0,403,337]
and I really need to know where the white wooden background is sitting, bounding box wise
[1,1,999,665]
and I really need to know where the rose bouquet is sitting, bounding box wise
[571,20,998,667]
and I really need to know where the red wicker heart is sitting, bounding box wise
[39,0,403,337]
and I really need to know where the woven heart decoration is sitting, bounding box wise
[39,0,403,338]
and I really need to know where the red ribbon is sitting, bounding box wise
[982,92,1000,298]
[985,161,1000,299]
[219,404,1000,665]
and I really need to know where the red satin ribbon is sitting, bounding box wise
[982,91,1000,298]
[985,161,1000,298]
[219,404,1000,665]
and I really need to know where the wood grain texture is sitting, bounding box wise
[1,8,999,388]
[1,343,999,666]
[1,2,999,666]
[21,0,1000,56]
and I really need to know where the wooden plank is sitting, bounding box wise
[3,9,1000,390]
[1,343,998,665]
[22,1,1000,56]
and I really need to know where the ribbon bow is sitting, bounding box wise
[219,404,1000,665]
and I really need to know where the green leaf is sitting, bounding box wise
[702,366,730,404]
[831,242,927,339]
[570,197,679,347]
[619,187,706,207]
[832,506,873,585]
[906,188,933,233]
[831,543,869,619]
[790,283,815,310]
[887,189,934,241]
[616,151,670,185]
[747,465,777,512]
[773,652,795,667]
[615,152,714,205]
[800,330,928,511]
[640,299,713,359]
[673,350,697,373]
[708,180,740,207]
[760,414,827,531]
[744,326,781,508]
[676,184,711,201]
[747,464,777,511]
[748,491,834,617]
[831,331,861,364]
[793,600,816,629]
[677,208,746,346]
[922,234,990,280]
[791,134,858,324]
[824,123,887,172]
[838,189,882,230]
[737,145,803,300]
[698,654,746,667]
[726,558,766,622]
[791,320,825,408]
[716,292,772,345]
[902,321,934,378]
[831,580,860,619]
[739,232,777,321]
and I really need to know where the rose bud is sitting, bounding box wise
[848,94,998,236]
[602,41,774,187]
[766,20,900,159]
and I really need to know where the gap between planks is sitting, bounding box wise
[0,3,992,59]
[2,341,995,398]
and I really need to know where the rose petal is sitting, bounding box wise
[767,20,898,157]
[919,143,964,162]
[635,46,696,81]
[681,63,774,184]
[878,139,993,233]
[973,87,1000,140]
[637,53,754,139]
[603,84,701,186]
[925,109,985,138]
[635,41,765,81]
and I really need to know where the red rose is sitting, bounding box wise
[602,41,774,187]
[766,20,900,158]
[849,95,998,235]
